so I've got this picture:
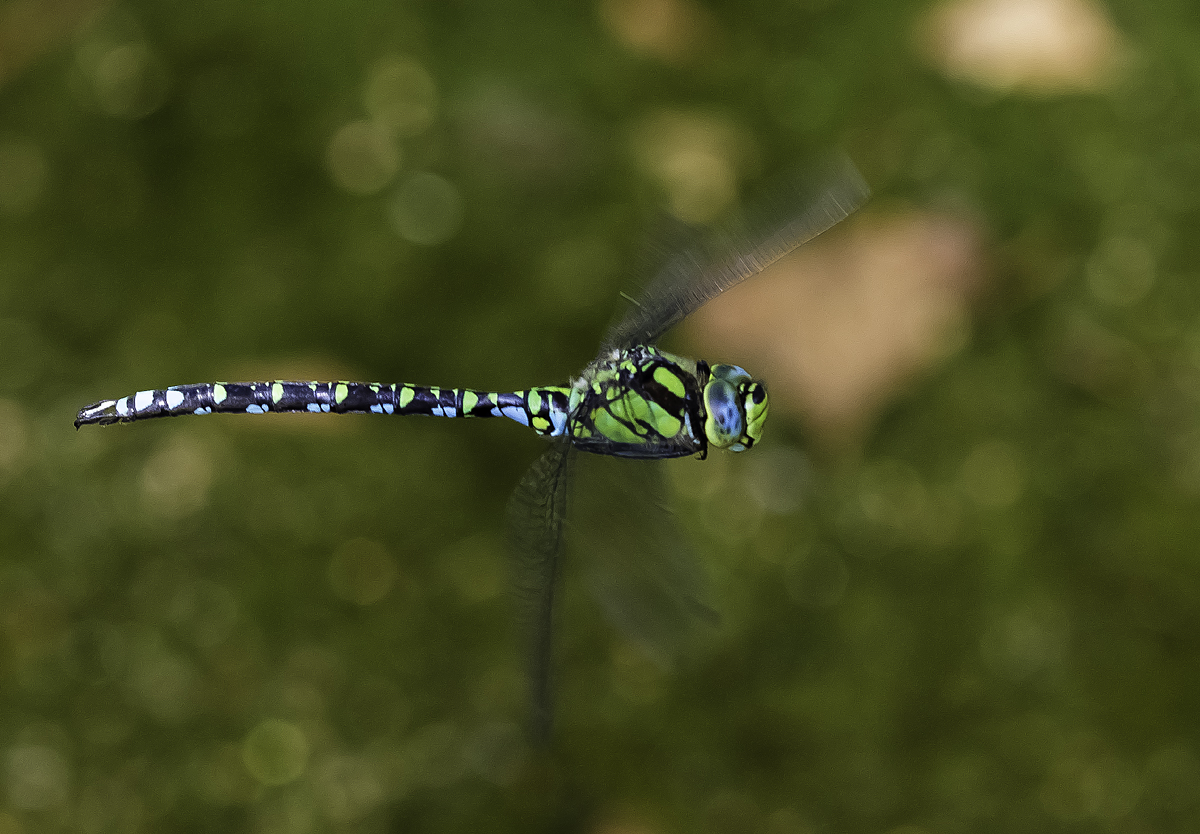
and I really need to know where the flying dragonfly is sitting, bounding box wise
[76,154,869,740]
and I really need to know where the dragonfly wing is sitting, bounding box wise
[571,454,717,669]
[602,152,870,350]
[506,440,575,742]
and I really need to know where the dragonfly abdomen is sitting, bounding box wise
[75,380,573,436]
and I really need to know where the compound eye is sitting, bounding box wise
[703,377,745,450]
[709,364,750,386]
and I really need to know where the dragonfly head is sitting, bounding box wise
[703,364,769,452]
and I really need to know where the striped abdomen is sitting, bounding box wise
[75,381,572,437]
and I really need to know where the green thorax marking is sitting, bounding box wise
[566,345,708,459]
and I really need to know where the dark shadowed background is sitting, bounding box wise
[2,0,1198,831]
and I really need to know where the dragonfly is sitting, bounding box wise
[76,154,869,740]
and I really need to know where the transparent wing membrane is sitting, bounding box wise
[571,455,718,668]
[506,441,575,741]
[603,153,869,351]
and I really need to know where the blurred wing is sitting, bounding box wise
[506,440,575,743]
[602,152,869,351]
[571,454,718,669]
[570,434,701,460]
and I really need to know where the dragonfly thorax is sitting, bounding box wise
[561,346,767,460]
[563,346,702,458]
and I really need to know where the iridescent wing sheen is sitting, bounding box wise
[601,153,869,351]
[506,439,575,742]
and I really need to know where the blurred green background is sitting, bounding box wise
[3,0,1199,831]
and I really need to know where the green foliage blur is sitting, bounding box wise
[2,0,1199,832]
